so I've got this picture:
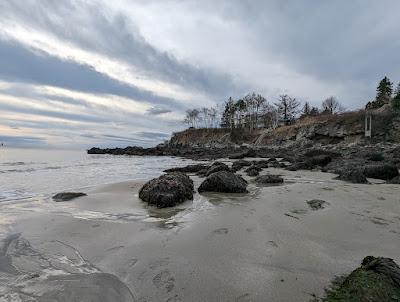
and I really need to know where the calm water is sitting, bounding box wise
[0,148,195,202]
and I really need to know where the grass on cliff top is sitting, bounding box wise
[315,268,400,302]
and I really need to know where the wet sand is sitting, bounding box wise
[1,167,399,301]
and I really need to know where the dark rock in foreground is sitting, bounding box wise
[255,175,284,184]
[53,192,87,202]
[139,172,193,208]
[198,171,248,193]
[164,164,209,173]
[336,167,368,184]
[306,199,326,210]
[321,256,400,301]
[363,164,399,180]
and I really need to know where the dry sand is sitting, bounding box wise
[0,167,399,301]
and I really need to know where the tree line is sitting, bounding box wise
[183,76,400,130]
[184,93,344,130]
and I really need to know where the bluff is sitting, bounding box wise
[88,108,400,159]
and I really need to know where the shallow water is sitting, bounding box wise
[0,148,196,201]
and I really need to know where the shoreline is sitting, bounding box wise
[1,165,399,301]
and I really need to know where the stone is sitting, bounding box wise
[52,192,87,202]
[139,172,193,208]
[198,171,248,193]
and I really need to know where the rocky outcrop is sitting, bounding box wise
[231,159,252,172]
[198,171,248,193]
[363,164,399,180]
[53,192,87,202]
[164,164,209,173]
[139,173,193,208]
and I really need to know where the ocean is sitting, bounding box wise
[0,148,195,202]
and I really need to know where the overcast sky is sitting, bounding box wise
[0,0,399,148]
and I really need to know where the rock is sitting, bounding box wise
[253,160,270,169]
[228,148,256,159]
[231,159,252,172]
[198,171,248,193]
[306,199,326,210]
[206,162,231,176]
[53,192,87,202]
[164,164,209,173]
[336,167,368,184]
[366,152,385,162]
[321,256,400,301]
[363,164,399,180]
[307,154,332,167]
[245,165,262,177]
[139,172,193,208]
[255,175,283,184]
[388,176,400,184]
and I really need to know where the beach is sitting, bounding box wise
[1,165,399,301]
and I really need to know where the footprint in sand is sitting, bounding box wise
[265,240,278,257]
[153,269,175,292]
[236,293,251,301]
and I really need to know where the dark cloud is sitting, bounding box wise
[0,39,186,111]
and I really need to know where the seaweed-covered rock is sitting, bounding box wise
[139,172,193,208]
[164,164,209,173]
[228,149,256,159]
[53,192,87,202]
[254,175,284,184]
[306,199,326,210]
[254,160,270,169]
[363,164,399,180]
[198,171,248,193]
[321,256,400,301]
[206,162,231,176]
[336,167,368,184]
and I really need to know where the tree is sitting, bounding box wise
[220,97,236,129]
[376,76,393,103]
[301,101,311,117]
[183,109,200,128]
[274,94,300,125]
[321,96,344,114]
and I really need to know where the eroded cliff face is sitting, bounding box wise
[168,109,399,148]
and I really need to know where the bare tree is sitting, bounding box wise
[274,95,301,125]
[321,97,344,114]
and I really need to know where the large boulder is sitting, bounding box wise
[321,256,400,301]
[53,192,87,202]
[254,175,284,184]
[139,172,193,208]
[206,162,231,176]
[363,164,399,180]
[198,171,248,193]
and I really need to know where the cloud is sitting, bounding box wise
[146,107,172,116]
[0,0,399,148]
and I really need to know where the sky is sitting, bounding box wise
[0,0,399,149]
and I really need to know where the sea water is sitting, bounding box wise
[0,148,194,202]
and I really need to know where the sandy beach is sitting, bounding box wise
[1,166,399,301]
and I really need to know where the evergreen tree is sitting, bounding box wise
[302,101,311,116]
[376,76,393,103]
